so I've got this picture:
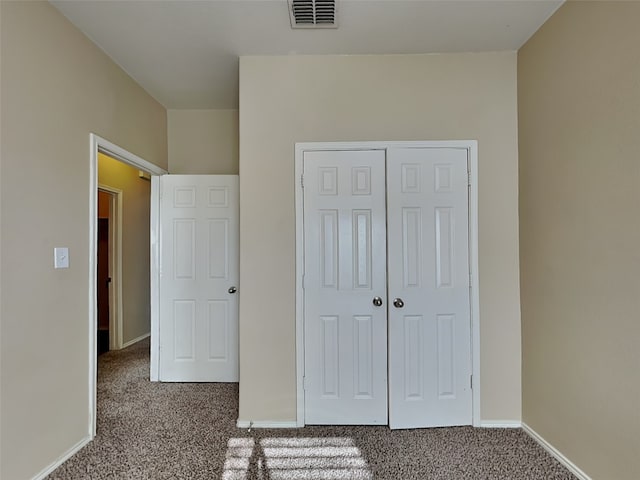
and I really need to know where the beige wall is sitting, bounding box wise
[0,2,167,479]
[238,53,521,423]
[518,2,640,479]
[168,109,239,174]
[98,153,152,344]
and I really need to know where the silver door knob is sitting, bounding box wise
[393,298,404,308]
[228,286,237,294]
[372,296,383,307]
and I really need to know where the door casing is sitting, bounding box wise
[294,140,480,427]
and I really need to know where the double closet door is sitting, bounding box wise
[303,147,472,429]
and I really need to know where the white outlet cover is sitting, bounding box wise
[54,247,69,269]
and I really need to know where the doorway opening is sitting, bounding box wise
[89,134,167,438]
[97,193,110,355]
[96,185,123,357]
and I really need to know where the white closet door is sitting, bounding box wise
[303,150,388,424]
[159,175,239,382]
[387,148,472,429]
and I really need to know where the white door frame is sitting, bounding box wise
[294,140,480,428]
[149,175,161,382]
[89,133,167,437]
[97,184,123,351]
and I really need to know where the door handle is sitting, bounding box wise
[228,286,237,294]
[372,296,383,307]
[393,298,404,308]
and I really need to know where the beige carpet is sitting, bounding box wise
[49,339,576,479]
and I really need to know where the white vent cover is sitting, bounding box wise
[288,0,337,29]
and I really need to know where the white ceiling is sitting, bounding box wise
[51,0,563,109]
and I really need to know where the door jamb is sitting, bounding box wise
[294,140,480,428]
[97,184,123,351]
[149,175,161,381]
[89,133,167,438]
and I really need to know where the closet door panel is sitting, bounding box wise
[387,148,472,429]
[303,150,388,425]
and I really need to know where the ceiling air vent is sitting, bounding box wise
[288,0,337,29]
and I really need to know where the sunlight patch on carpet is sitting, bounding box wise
[223,437,373,479]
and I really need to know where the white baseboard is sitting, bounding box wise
[237,420,522,429]
[121,332,150,349]
[480,420,522,428]
[32,435,91,480]
[236,420,299,429]
[522,422,592,480]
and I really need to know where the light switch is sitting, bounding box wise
[54,247,69,269]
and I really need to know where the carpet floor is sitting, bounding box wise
[49,339,576,479]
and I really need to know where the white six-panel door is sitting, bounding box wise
[159,175,239,382]
[387,148,472,429]
[303,150,388,424]
[302,147,472,428]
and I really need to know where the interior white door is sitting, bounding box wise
[303,150,388,424]
[159,175,239,382]
[387,148,472,428]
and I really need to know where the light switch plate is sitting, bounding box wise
[54,247,69,269]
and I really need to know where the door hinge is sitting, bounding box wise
[303,376,307,390]
[469,273,473,287]
[302,274,305,289]
[470,375,473,389]
[467,171,472,186]
[301,174,305,189]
